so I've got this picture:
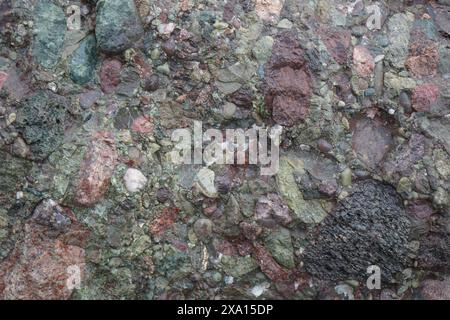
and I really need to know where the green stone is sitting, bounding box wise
[96,0,143,54]
[68,35,97,85]
[32,0,66,69]
[264,227,295,269]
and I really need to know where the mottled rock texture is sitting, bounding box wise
[303,181,412,282]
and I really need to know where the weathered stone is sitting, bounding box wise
[193,218,213,239]
[353,45,375,77]
[405,43,439,78]
[68,35,97,85]
[264,227,294,269]
[420,277,450,300]
[75,132,117,206]
[264,32,312,126]
[320,27,351,65]
[95,0,144,54]
[254,0,284,24]
[418,231,450,273]
[195,168,218,198]
[0,200,88,299]
[303,181,412,282]
[412,84,439,112]
[252,243,290,282]
[255,193,292,227]
[352,118,393,170]
[0,71,8,91]
[277,156,328,224]
[32,0,66,68]
[386,13,413,69]
[99,59,122,94]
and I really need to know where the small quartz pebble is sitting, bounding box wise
[158,23,176,36]
[124,168,148,193]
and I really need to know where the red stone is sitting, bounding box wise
[75,131,117,206]
[320,27,351,65]
[353,45,375,77]
[252,243,290,282]
[264,32,312,127]
[131,115,154,134]
[412,83,439,112]
[0,200,88,299]
[149,207,179,236]
[405,41,439,78]
[99,59,122,94]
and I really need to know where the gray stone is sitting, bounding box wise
[95,0,144,54]
[68,35,97,85]
[32,0,66,69]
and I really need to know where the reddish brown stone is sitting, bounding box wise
[99,59,122,94]
[252,243,290,282]
[132,52,152,78]
[75,131,117,206]
[149,207,179,236]
[420,277,450,300]
[353,45,375,77]
[240,222,262,241]
[352,117,393,169]
[320,27,351,65]
[405,41,439,78]
[264,32,312,127]
[0,200,88,299]
[131,115,154,134]
[412,83,439,112]
[255,193,292,227]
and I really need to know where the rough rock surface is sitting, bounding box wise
[0,0,448,300]
[303,181,412,282]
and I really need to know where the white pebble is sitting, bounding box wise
[124,168,148,193]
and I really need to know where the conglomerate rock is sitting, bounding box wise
[0,0,448,300]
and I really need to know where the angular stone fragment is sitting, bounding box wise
[16,91,69,160]
[264,32,312,126]
[99,58,122,93]
[95,0,144,54]
[264,227,295,269]
[412,84,439,112]
[68,35,97,85]
[352,118,393,169]
[353,45,374,77]
[32,0,66,68]
[420,277,450,300]
[75,132,117,206]
[303,181,412,282]
[0,200,88,299]
[252,243,290,282]
[386,13,413,69]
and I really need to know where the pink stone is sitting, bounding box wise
[412,84,439,112]
[75,131,117,206]
[353,45,375,77]
[99,59,122,94]
[0,200,88,299]
[131,115,154,134]
[0,71,8,90]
